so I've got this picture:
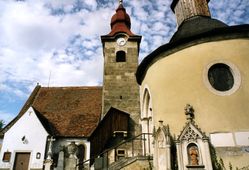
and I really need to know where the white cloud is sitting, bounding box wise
[209,0,249,25]
[84,0,97,10]
[0,0,248,124]
[0,2,83,52]
[0,84,27,99]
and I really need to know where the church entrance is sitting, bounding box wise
[13,153,30,170]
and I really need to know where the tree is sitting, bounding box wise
[0,120,4,129]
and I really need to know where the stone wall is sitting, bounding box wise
[102,40,141,137]
[109,156,152,170]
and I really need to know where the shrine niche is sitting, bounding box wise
[176,104,213,170]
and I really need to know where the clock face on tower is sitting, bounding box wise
[116,37,127,46]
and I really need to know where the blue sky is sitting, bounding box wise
[0,0,249,125]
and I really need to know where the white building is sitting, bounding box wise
[0,86,102,170]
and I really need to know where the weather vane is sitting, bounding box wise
[119,0,123,5]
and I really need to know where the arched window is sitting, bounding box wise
[116,51,126,62]
[187,143,199,165]
[141,87,153,155]
[142,88,152,119]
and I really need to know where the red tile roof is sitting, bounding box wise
[1,85,102,138]
[32,86,102,137]
[108,4,134,36]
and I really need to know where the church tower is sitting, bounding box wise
[171,0,211,26]
[101,1,141,136]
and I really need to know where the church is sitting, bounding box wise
[0,0,249,169]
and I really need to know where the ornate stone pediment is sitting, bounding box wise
[178,121,207,142]
[177,104,207,143]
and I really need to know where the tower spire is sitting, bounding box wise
[107,0,133,36]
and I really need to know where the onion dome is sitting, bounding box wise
[108,3,134,36]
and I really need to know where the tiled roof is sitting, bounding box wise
[136,24,249,85]
[169,16,227,43]
[1,86,102,138]
[32,86,102,137]
[108,4,134,36]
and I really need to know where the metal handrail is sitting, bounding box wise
[77,133,153,168]
[101,133,153,156]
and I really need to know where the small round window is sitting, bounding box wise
[208,63,234,91]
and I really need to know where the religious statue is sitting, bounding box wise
[67,141,78,158]
[158,132,165,148]
[185,104,195,121]
[188,146,199,165]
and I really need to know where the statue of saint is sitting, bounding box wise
[189,146,199,165]
[185,104,195,121]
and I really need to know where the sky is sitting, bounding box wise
[0,0,249,126]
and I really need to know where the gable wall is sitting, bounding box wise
[0,108,48,169]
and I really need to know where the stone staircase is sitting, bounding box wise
[108,156,153,170]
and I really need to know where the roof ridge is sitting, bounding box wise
[19,84,42,116]
[0,84,41,135]
[40,86,102,89]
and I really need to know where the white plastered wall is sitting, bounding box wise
[0,107,48,169]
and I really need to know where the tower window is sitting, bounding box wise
[116,51,126,62]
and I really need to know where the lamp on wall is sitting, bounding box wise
[21,136,28,144]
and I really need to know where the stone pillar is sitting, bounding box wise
[166,144,171,170]
[65,158,78,170]
[176,141,184,170]
[57,148,65,170]
[65,142,78,170]
[44,136,55,170]
[44,159,53,170]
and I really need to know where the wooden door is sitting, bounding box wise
[13,153,30,170]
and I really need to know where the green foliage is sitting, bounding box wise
[0,120,5,129]
[209,142,223,170]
